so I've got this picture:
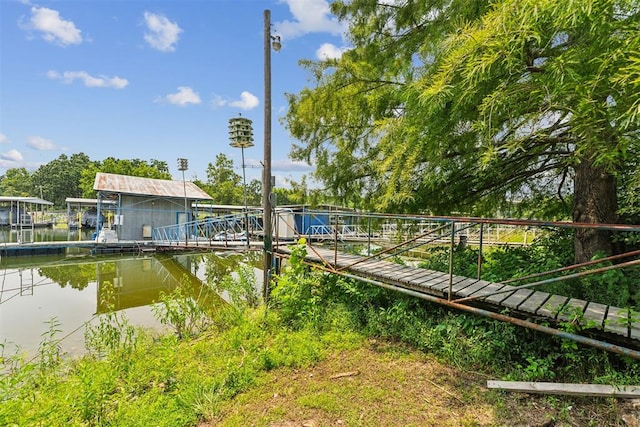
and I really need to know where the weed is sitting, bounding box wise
[152,276,212,339]
[84,281,136,358]
[38,318,63,372]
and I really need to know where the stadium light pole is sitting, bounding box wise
[177,158,189,246]
[263,9,280,303]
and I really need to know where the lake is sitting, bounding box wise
[0,239,262,358]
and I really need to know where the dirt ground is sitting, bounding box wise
[201,340,639,427]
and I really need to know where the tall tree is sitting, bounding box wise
[206,153,243,205]
[0,168,33,196]
[32,153,93,208]
[285,0,640,262]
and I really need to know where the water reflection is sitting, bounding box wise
[0,226,94,245]
[0,251,261,357]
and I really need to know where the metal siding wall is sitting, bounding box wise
[119,196,181,240]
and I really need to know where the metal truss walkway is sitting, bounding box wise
[271,211,640,361]
[276,244,640,360]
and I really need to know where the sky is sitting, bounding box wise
[0,0,351,187]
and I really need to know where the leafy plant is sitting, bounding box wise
[38,318,63,372]
[152,279,211,339]
[218,264,260,311]
[84,280,136,358]
[271,239,324,328]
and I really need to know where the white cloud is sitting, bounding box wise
[143,11,182,52]
[27,136,57,151]
[0,134,9,144]
[214,91,260,111]
[47,70,128,88]
[275,0,346,39]
[272,159,313,172]
[1,149,24,162]
[157,86,202,106]
[316,43,348,60]
[230,92,259,110]
[26,6,82,46]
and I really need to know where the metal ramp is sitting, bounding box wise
[152,210,263,247]
[270,211,640,360]
[276,244,640,359]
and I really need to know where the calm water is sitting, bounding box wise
[0,233,262,357]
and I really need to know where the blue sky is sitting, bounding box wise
[0,0,350,187]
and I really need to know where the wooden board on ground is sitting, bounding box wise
[487,381,640,399]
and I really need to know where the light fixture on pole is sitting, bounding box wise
[263,9,279,302]
[177,157,189,246]
[229,116,254,247]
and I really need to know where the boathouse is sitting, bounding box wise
[93,172,213,241]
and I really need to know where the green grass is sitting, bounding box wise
[1,240,637,426]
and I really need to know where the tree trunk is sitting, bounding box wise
[572,156,618,264]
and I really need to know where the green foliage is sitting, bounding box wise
[270,229,640,383]
[151,276,212,339]
[205,153,243,205]
[286,0,640,262]
[85,281,137,359]
[272,175,323,206]
[0,168,33,197]
[38,318,64,371]
[417,245,479,278]
[0,154,173,207]
[270,239,324,328]
[38,262,99,290]
[216,264,260,311]
[32,153,93,208]
[3,237,640,425]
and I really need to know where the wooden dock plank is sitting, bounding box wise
[485,285,514,305]
[557,298,588,322]
[430,275,468,293]
[282,245,640,347]
[410,271,448,286]
[631,321,640,341]
[536,295,568,319]
[450,277,480,295]
[469,282,506,300]
[401,267,438,282]
[517,291,550,315]
[581,302,607,329]
[386,267,429,283]
[375,265,413,280]
[414,274,451,293]
[405,269,443,285]
[604,307,629,337]
[502,289,535,310]
[453,279,492,298]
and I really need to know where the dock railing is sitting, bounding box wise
[152,210,263,246]
[278,210,640,310]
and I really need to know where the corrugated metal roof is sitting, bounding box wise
[93,173,213,200]
[0,196,54,205]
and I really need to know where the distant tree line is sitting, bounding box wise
[0,152,321,210]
